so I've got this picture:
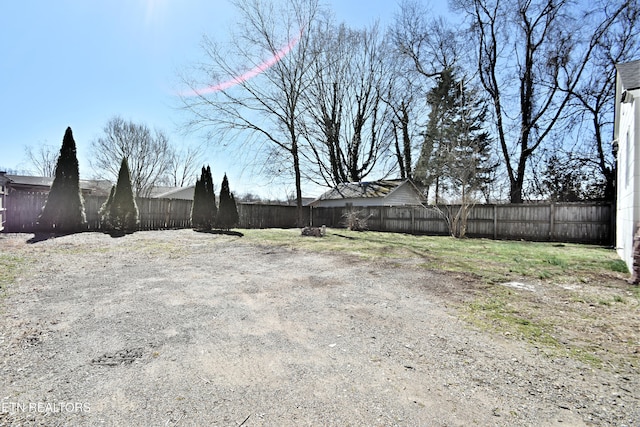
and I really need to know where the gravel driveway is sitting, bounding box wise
[0,230,638,426]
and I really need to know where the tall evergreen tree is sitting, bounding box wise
[204,165,217,224]
[100,157,139,232]
[98,185,116,226]
[217,173,239,230]
[191,170,205,229]
[191,165,217,230]
[414,69,495,203]
[37,127,86,232]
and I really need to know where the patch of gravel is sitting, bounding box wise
[0,230,638,426]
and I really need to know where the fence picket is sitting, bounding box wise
[311,203,612,245]
[3,191,612,244]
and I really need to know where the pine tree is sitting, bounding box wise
[204,165,217,224]
[415,68,495,203]
[217,173,239,230]
[99,185,116,225]
[191,167,205,229]
[37,127,86,232]
[191,165,217,230]
[100,157,138,233]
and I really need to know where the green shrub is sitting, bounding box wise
[217,174,238,230]
[100,158,138,233]
[191,166,217,230]
[37,127,86,232]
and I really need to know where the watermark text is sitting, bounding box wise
[1,401,90,414]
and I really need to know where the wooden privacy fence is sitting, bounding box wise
[310,203,613,245]
[4,191,613,244]
[3,192,303,232]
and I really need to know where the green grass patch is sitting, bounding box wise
[0,254,27,289]
[607,259,629,273]
[240,228,628,369]
[466,293,559,347]
[0,254,29,307]
[241,228,628,284]
[464,289,604,367]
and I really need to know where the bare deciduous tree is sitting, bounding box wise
[180,0,321,226]
[164,144,204,187]
[387,0,464,182]
[390,1,460,79]
[566,1,640,201]
[24,144,58,177]
[453,0,631,203]
[91,116,172,197]
[302,21,395,187]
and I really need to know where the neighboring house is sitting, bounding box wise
[0,174,112,232]
[0,174,112,197]
[310,179,425,208]
[287,198,315,207]
[148,185,196,200]
[615,59,640,274]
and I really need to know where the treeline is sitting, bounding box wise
[179,0,639,217]
[32,128,238,234]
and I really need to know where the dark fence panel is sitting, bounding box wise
[4,191,307,233]
[3,191,612,244]
[5,191,49,232]
[237,203,307,228]
[310,203,613,245]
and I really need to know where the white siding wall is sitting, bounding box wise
[312,182,424,208]
[385,183,424,206]
[314,197,386,208]
[617,89,640,272]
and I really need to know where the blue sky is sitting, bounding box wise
[0,0,451,199]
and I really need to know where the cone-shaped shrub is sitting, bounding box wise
[100,157,138,233]
[204,166,217,223]
[37,127,86,232]
[99,185,116,226]
[191,165,217,230]
[217,173,239,230]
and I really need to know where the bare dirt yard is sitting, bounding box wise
[0,230,638,426]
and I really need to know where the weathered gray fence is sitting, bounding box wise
[3,192,303,232]
[310,203,613,245]
[237,203,308,229]
[3,191,612,244]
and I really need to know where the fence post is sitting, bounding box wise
[549,203,555,241]
[493,204,498,240]
[411,206,415,234]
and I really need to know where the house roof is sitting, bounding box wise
[313,179,416,201]
[151,185,196,200]
[616,59,640,91]
[3,174,112,196]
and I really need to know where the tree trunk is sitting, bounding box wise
[292,142,304,227]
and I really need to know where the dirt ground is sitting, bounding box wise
[0,230,638,426]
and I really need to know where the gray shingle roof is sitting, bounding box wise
[617,59,640,91]
[315,179,406,201]
[4,174,112,196]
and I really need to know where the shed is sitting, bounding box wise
[615,59,640,275]
[310,179,425,208]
